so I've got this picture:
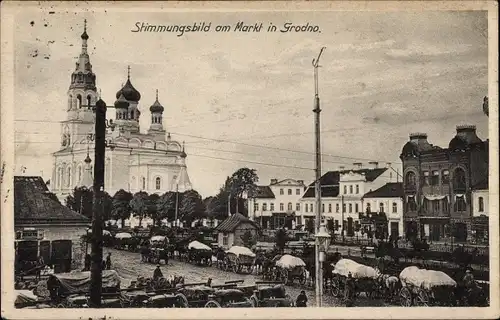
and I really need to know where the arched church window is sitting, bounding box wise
[405,171,416,188]
[78,166,82,183]
[155,177,161,190]
[453,168,466,191]
[130,110,135,119]
[87,95,92,107]
[142,177,146,190]
[67,168,71,187]
[77,95,82,109]
[68,95,73,110]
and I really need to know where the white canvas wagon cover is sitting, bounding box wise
[188,240,212,250]
[275,254,306,268]
[332,259,379,279]
[150,235,168,243]
[114,232,132,239]
[226,246,256,257]
[399,266,457,290]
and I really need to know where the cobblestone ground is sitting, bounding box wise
[107,248,391,307]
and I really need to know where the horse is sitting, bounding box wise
[253,251,266,274]
[376,273,401,301]
[140,244,151,262]
[216,248,226,269]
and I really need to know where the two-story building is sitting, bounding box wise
[400,126,488,243]
[300,162,398,235]
[362,182,404,238]
[248,179,307,229]
[471,178,488,244]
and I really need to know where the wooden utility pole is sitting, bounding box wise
[89,98,107,307]
[312,47,326,307]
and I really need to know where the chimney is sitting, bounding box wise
[297,180,304,185]
[270,179,278,185]
[386,162,392,168]
[368,161,379,169]
[456,125,481,144]
[409,132,428,144]
[353,162,362,169]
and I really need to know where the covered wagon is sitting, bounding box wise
[274,254,308,285]
[330,259,379,301]
[187,241,213,266]
[224,246,255,274]
[398,266,457,306]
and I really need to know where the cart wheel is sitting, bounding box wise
[224,259,230,272]
[250,295,258,307]
[175,293,189,308]
[153,256,160,264]
[157,277,167,289]
[244,297,255,307]
[280,269,289,285]
[415,289,429,306]
[56,303,66,308]
[299,270,307,285]
[205,300,221,308]
[232,260,240,274]
[331,278,341,297]
[399,287,412,307]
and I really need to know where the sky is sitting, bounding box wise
[13,9,488,198]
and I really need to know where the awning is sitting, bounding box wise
[424,195,448,201]
[455,194,467,204]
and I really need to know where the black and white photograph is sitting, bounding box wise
[1,1,498,319]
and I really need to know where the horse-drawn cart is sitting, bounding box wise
[224,246,255,274]
[330,259,379,301]
[141,235,169,264]
[187,241,213,266]
[205,289,254,308]
[398,266,457,307]
[114,232,133,250]
[275,254,308,285]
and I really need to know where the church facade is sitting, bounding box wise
[51,20,192,202]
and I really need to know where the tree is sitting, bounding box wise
[102,192,113,222]
[147,193,160,226]
[112,189,133,228]
[130,191,150,227]
[228,168,259,215]
[65,186,93,218]
[179,190,205,226]
[156,191,177,225]
[275,228,288,252]
[240,230,257,248]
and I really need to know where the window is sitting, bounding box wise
[349,185,353,194]
[130,110,135,119]
[280,189,284,195]
[280,203,284,211]
[322,203,325,213]
[392,202,397,213]
[223,233,228,246]
[355,203,359,213]
[296,189,300,195]
[263,203,268,211]
[366,203,371,212]
[431,170,439,185]
[310,204,314,213]
[342,204,346,213]
[454,196,466,212]
[478,197,484,212]
[335,203,339,213]
[155,177,161,190]
[254,203,259,212]
[432,200,440,212]
[344,186,347,194]
[442,170,450,184]
[288,189,292,195]
[422,171,430,186]
[77,94,82,108]
[288,202,293,211]
[296,203,300,211]
[453,168,466,190]
[379,203,384,213]
[66,168,71,187]
[405,171,416,188]
[270,203,274,211]
[87,95,91,107]
[328,203,332,213]
[348,203,352,213]
[78,166,82,183]
[356,185,359,194]
[142,177,146,190]
[407,196,417,211]
[305,204,309,213]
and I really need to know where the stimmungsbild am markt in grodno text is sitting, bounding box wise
[131,21,321,36]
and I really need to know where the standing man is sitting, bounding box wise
[295,290,308,307]
[105,252,112,270]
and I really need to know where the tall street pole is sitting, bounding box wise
[89,98,107,307]
[175,183,179,227]
[312,47,326,308]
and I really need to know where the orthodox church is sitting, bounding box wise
[51,20,192,202]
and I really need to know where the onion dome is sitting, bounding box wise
[84,153,92,163]
[96,98,106,109]
[150,90,164,113]
[81,19,89,40]
[115,66,141,102]
[449,136,468,151]
[114,93,129,109]
[401,141,418,157]
[180,141,187,158]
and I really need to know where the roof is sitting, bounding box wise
[215,213,259,233]
[14,176,90,225]
[363,182,404,199]
[302,168,387,198]
[249,186,275,199]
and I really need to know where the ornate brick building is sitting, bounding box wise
[400,125,488,242]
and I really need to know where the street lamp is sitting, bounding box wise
[315,223,331,307]
[85,226,91,254]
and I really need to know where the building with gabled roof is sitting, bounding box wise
[14,176,90,274]
[363,182,404,238]
[247,178,307,230]
[215,213,260,249]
